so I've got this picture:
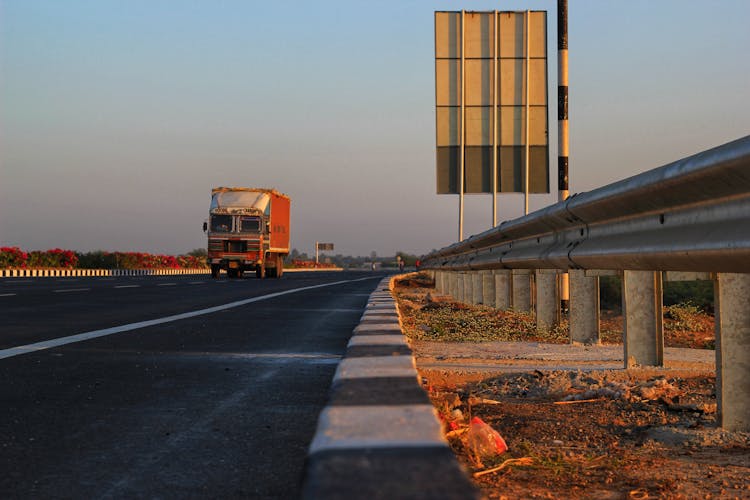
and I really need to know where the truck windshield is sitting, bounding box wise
[210,215,232,232]
[240,216,261,233]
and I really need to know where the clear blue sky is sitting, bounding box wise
[2,0,749,257]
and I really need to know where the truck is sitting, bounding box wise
[203,187,290,279]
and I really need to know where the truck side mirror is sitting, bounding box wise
[203,222,208,232]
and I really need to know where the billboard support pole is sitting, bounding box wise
[558,0,570,306]
[459,9,466,241]
[524,10,531,215]
[492,10,498,227]
[315,242,319,265]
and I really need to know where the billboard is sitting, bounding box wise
[435,11,549,195]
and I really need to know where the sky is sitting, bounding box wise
[1,0,749,257]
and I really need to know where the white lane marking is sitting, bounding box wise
[0,276,378,360]
[157,283,177,287]
[188,281,205,285]
[0,293,17,297]
[53,288,91,293]
[4,280,34,284]
[114,285,140,289]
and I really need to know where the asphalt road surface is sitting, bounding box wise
[0,271,385,498]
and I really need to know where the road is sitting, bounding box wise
[0,271,384,498]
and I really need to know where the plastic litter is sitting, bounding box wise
[466,416,508,459]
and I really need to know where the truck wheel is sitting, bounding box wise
[211,265,220,279]
[256,265,266,279]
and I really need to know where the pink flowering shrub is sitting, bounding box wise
[0,247,207,269]
[0,247,28,268]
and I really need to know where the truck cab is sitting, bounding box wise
[205,187,290,279]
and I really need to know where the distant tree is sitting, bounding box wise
[188,248,207,258]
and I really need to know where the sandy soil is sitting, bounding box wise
[393,274,750,500]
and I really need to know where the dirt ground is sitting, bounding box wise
[393,273,750,500]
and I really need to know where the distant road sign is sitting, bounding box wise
[317,243,334,251]
[435,11,549,195]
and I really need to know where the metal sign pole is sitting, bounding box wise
[459,9,466,241]
[524,10,531,215]
[315,242,319,264]
[492,10,498,227]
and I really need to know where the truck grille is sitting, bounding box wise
[227,240,246,253]
[208,239,260,254]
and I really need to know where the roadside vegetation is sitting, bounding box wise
[0,247,208,269]
[394,273,715,349]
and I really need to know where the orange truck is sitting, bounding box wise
[203,187,290,279]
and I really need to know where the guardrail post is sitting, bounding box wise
[536,270,560,331]
[455,273,464,302]
[569,269,600,344]
[494,270,511,310]
[512,269,532,312]
[715,273,750,431]
[481,271,495,307]
[448,272,458,299]
[462,273,472,304]
[623,270,664,367]
[472,272,483,305]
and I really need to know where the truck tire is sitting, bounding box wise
[256,265,266,279]
[211,265,220,279]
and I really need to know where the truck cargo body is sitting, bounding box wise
[205,187,290,279]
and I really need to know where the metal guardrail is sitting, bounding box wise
[422,135,750,432]
[422,135,750,273]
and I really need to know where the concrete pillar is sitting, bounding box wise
[452,273,461,301]
[535,270,559,332]
[569,269,600,344]
[494,270,511,310]
[511,269,532,313]
[472,272,483,305]
[462,273,472,304]
[622,270,663,368]
[481,271,495,307]
[715,273,750,431]
[448,272,458,299]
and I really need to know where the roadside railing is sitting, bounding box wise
[421,135,750,431]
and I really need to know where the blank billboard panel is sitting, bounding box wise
[497,11,546,59]
[437,146,548,194]
[434,12,461,59]
[498,146,549,193]
[435,10,549,195]
[436,146,460,194]
[436,107,460,146]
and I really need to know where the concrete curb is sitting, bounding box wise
[0,267,344,278]
[0,268,211,278]
[301,277,479,499]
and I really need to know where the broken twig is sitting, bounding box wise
[553,398,604,405]
[473,457,534,478]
